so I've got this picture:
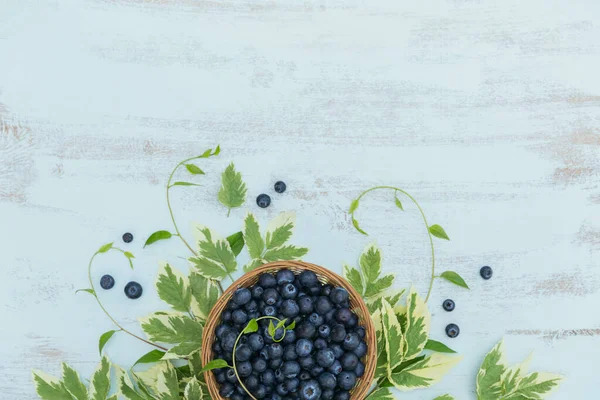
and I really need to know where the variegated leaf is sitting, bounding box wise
[244,258,264,272]
[507,372,562,399]
[115,366,148,400]
[389,353,462,391]
[243,213,264,259]
[155,363,179,400]
[32,370,72,400]
[61,364,87,400]
[433,395,455,400]
[134,362,169,394]
[263,245,308,262]
[371,308,388,378]
[477,340,508,400]
[360,243,382,285]
[156,263,191,313]
[366,387,395,399]
[140,313,203,358]
[89,356,111,400]
[343,265,364,296]
[402,287,431,361]
[189,272,219,320]
[184,377,203,400]
[265,211,296,249]
[194,226,237,276]
[381,299,405,372]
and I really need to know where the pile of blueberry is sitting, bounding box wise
[211,269,367,400]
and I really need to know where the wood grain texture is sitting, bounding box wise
[0,0,598,398]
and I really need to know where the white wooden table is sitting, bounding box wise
[1,1,598,398]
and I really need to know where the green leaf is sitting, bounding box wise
[32,370,72,400]
[429,224,450,240]
[184,377,203,400]
[156,263,192,312]
[226,231,245,256]
[171,181,201,187]
[344,266,364,297]
[213,145,221,156]
[371,308,389,378]
[98,242,113,253]
[425,339,457,354]
[124,251,135,259]
[477,340,507,400]
[286,320,296,330]
[140,314,203,358]
[349,199,360,214]
[388,353,461,390]
[402,287,431,361]
[263,245,308,262]
[155,362,179,400]
[244,319,259,334]
[134,349,166,366]
[366,387,394,399]
[433,395,455,400]
[75,288,95,296]
[243,258,264,273]
[395,193,404,211]
[117,367,147,400]
[244,213,264,259]
[364,274,394,298]
[360,244,382,284]
[508,371,562,399]
[189,272,219,320]
[352,217,368,235]
[185,164,205,175]
[440,270,469,289]
[265,212,296,249]
[268,321,276,337]
[98,330,118,355]
[218,162,247,214]
[61,364,87,400]
[144,230,173,247]
[200,359,229,373]
[196,227,238,275]
[89,356,111,400]
[190,257,228,280]
[381,299,405,371]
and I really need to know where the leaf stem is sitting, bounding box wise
[87,251,168,351]
[354,185,437,302]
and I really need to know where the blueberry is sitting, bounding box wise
[337,371,357,390]
[353,341,367,358]
[299,370,311,381]
[122,232,133,243]
[355,361,365,377]
[232,309,248,325]
[263,305,277,317]
[336,308,353,325]
[281,283,298,299]
[253,357,268,373]
[235,344,252,362]
[299,271,319,288]
[212,341,222,353]
[299,379,322,400]
[347,314,358,328]
[261,369,275,385]
[355,327,366,339]
[343,333,360,350]
[322,389,335,400]
[334,391,350,400]
[281,299,300,318]
[268,343,283,359]
[309,313,324,326]
[252,285,264,299]
[295,339,313,357]
[310,365,324,377]
[215,324,230,337]
[281,361,301,378]
[222,310,232,322]
[282,329,296,344]
[276,382,289,396]
[246,300,259,313]
[233,288,252,305]
[318,324,331,338]
[329,287,349,304]
[321,284,333,296]
[219,382,235,397]
[215,371,226,384]
[314,337,327,349]
[331,325,346,342]
[298,296,314,315]
[318,372,337,389]
[443,299,455,312]
[258,273,277,288]
[481,266,493,280]
[245,374,259,389]
[315,297,334,315]
[100,274,115,290]
[257,194,271,208]
[316,349,336,368]
[263,288,280,305]
[446,323,460,338]
[248,333,265,351]
[254,384,267,398]
[325,308,337,323]
[221,331,238,352]
[276,269,295,285]
[274,368,284,382]
[298,355,315,369]
[225,368,237,382]
[327,360,342,375]
[124,281,143,299]
[296,321,316,339]
[340,352,358,370]
[237,361,253,377]
[274,181,287,193]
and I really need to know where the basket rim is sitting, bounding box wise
[201,260,377,400]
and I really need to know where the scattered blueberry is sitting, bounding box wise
[443,299,455,312]
[122,232,133,243]
[446,323,460,338]
[274,181,287,194]
[100,274,115,290]
[124,281,142,299]
[480,265,493,280]
[257,193,271,208]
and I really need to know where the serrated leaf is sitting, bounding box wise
[244,319,259,334]
[140,314,203,358]
[75,288,95,296]
[244,258,264,273]
[366,387,394,399]
[196,227,237,275]
[61,364,87,400]
[190,257,228,280]
[440,270,469,289]
[226,231,245,256]
[144,230,173,247]
[429,224,450,240]
[218,162,247,214]
[99,330,118,355]
[265,211,295,249]
[381,299,405,372]
[98,242,113,253]
[185,164,205,175]
[425,339,456,354]
[243,213,264,259]
[352,217,368,235]
[508,372,562,399]
[155,362,179,400]
[344,266,364,297]
[184,377,203,400]
[89,356,111,400]
[388,353,461,390]
[403,287,431,361]
[349,199,360,214]
[372,308,389,378]
[365,274,394,298]
[263,245,308,262]
[360,244,382,286]
[433,395,455,400]
[477,340,507,400]
[171,181,201,187]
[134,349,167,366]
[32,370,72,400]
[200,359,229,373]
[189,272,219,320]
[156,263,191,312]
[116,366,147,400]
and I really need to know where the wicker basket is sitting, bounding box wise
[201,260,377,400]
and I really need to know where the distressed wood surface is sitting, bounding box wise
[1,0,599,398]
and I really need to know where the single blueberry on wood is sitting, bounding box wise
[122,232,133,243]
[446,323,460,338]
[257,193,271,208]
[274,181,287,193]
[480,265,493,280]
[124,281,142,299]
[100,274,115,290]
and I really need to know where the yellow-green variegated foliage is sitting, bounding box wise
[189,225,238,281]
[242,211,309,272]
[378,289,461,391]
[33,357,117,400]
[477,340,562,400]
